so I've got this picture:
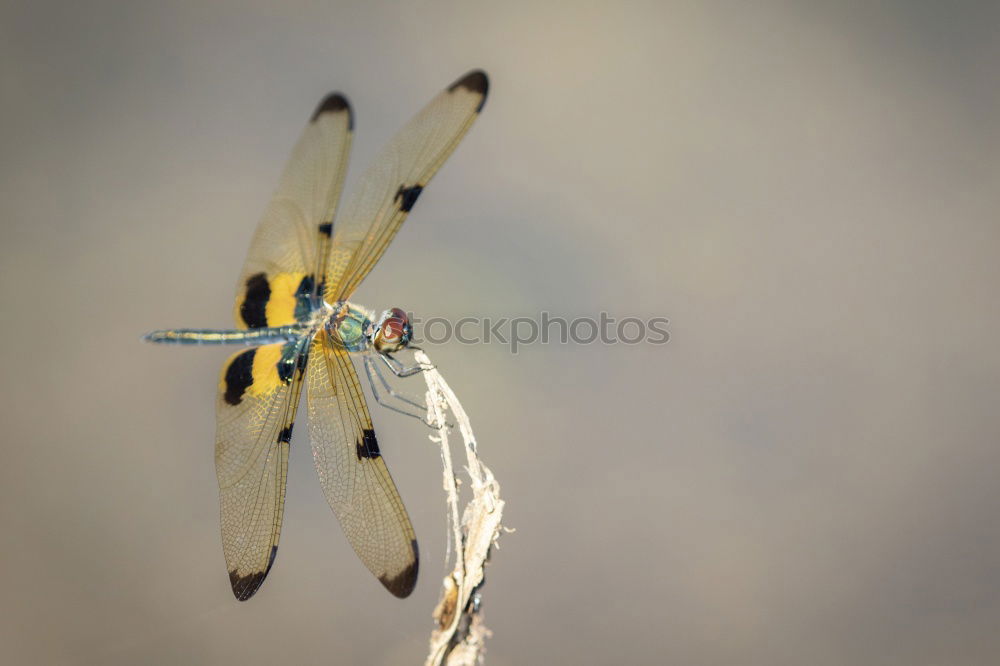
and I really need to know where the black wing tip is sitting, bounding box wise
[448,69,489,112]
[229,546,278,601]
[381,539,420,598]
[311,92,354,129]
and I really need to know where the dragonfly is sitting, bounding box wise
[145,70,488,601]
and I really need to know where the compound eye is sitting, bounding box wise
[382,318,404,342]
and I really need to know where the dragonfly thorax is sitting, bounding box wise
[324,301,376,352]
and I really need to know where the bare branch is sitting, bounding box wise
[417,350,506,666]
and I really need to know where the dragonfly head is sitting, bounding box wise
[373,307,412,353]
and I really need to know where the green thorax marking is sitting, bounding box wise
[330,302,373,352]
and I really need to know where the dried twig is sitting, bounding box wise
[417,350,505,666]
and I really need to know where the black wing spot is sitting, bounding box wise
[311,92,353,130]
[447,70,489,112]
[278,425,293,444]
[318,222,332,237]
[395,184,423,213]
[240,273,271,328]
[355,428,381,460]
[223,348,257,405]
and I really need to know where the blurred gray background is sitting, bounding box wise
[2,1,999,664]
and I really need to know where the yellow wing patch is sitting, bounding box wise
[249,343,286,398]
[233,271,310,329]
[265,272,307,328]
[219,342,298,407]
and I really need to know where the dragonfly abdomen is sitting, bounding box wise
[143,326,306,345]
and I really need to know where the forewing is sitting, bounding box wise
[216,338,309,600]
[234,93,354,328]
[306,331,418,597]
[325,70,488,300]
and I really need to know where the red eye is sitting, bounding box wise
[383,319,404,341]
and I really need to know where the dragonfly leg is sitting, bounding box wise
[367,355,427,411]
[364,355,443,428]
[378,351,431,378]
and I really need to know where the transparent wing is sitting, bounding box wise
[325,70,488,301]
[306,331,419,597]
[234,93,354,328]
[215,338,309,600]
